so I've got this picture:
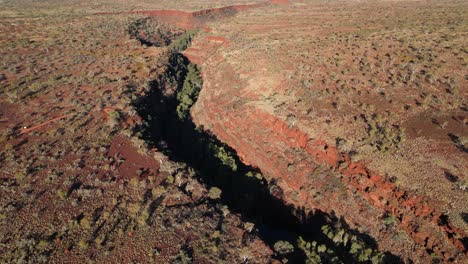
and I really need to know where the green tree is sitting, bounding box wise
[169,30,199,52]
[176,63,202,120]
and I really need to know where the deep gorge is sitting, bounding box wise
[130,27,401,263]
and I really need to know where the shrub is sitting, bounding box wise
[273,240,294,255]
[80,217,91,230]
[57,190,67,200]
[383,216,395,226]
[152,186,166,198]
[208,187,222,200]
[78,239,89,250]
[28,82,46,92]
[298,225,386,263]
[210,144,238,172]
[108,110,122,126]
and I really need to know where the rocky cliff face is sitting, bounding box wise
[129,3,268,29]
[185,1,467,262]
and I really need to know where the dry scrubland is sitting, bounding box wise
[201,0,468,228]
[0,6,272,264]
[0,0,266,17]
[0,0,467,263]
[188,0,467,262]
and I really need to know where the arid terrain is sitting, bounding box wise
[0,0,467,263]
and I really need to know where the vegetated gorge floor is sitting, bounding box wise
[0,0,466,264]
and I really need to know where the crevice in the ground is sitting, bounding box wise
[131,31,403,263]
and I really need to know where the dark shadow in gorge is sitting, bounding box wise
[132,50,403,263]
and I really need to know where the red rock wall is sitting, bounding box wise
[127,3,268,29]
[186,34,467,262]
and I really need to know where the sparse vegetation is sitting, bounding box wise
[1,0,466,263]
[0,7,275,263]
[298,225,386,264]
[363,114,405,152]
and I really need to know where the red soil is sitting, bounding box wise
[107,135,162,182]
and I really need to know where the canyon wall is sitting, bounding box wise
[185,1,467,262]
[125,0,467,262]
